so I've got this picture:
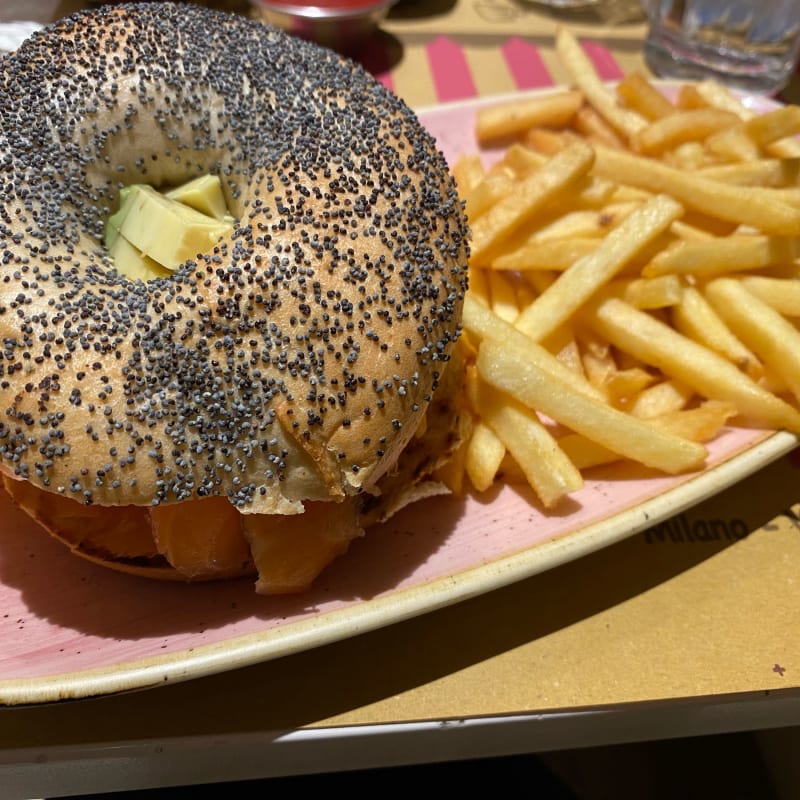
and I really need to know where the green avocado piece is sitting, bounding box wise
[106,184,232,271]
[165,174,229,221]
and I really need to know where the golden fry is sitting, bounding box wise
[514,194,682,341]
[492,237,598,271]
[617,72,676,120]
[475,90,584,144]
[671,286,763,381]
[704,278,800,403]
[644,235,798,278]
[593,144,800,234]
[573,105,626,149]
[633,109,739,155]
[488,270,521,322]
[452,154,485,195]
[627,379,694,419]
[472,375,583,507]
[463,295,605,400]
[469,140,595,263]
[589,297,800,432]
[555,27,647,138]
[675,83,710,110]
[698,159,800,188]
[465,421,507,492]
[744,106,800,147]
[617,274,684,309]
[739,275,800,317]
[463,172,514,220]
[478,339,708,474]
[454,42,800,506]
[558,400,735,469]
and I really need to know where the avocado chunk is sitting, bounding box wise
[165,174,229,221]
[106,184,233,271]
[107,233,172,282]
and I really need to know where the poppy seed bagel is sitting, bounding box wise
[0,2,470,590]
[0,1,468,508]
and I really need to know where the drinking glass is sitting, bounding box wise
[643,0,800,94]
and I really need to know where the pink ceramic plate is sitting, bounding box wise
[0,86,796,706]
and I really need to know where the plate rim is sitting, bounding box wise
[2,428,795,706]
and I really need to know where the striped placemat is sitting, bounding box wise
[360,34,645,108]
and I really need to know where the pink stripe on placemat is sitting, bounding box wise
[427,35,477,102]
[580,39,624,81]
[502,37,554,90]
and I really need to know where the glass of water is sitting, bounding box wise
[643,0,800,95]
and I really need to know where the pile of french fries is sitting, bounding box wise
[438,27,800,510]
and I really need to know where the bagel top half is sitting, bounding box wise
[0,1,469,515]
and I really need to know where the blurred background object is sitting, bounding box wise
[249,0,398,53]
[643,0,800,94]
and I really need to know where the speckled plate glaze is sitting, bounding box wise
[0,86,796,706]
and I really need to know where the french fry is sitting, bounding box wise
[452,154,485,195]
[559,399,736,469]
[526,202,641,242]
[664,141,713,171]
[552,334,586,377]
[432,417,471,496]
[494,142,546,177]
[471,374,583,507]
[573,105,626,149]
[694,79,800,157]
[513,194,682,341]
[593,144,800,234]
[739,275,800,317]
[648,400,738,442]
[522,127,573,156]
[580,332,617,395]
[557,433,620,470]
[694,79,749,116]
[616,72,676,120]
[465,421,507,492]
[705,125,761,162]
[698,158,800,188]
[672,286,763,381]
[491,237,598,271]
[704,278,800,403]
[478,338,708,474]
[463,294,605,400]
[452,37,800,510]
[744,106,800,148]
[774,187,800,209]
[618,274,684,309]
[488,270,521,322]
[475,89,584,144]
[588,296,800,432]
[463,172,514,220]
[555,27,647,138]
[496,453,528,485]
[467,264,490,307]
[522,269,558,296]
[469,140,595,263]
[605,366,657,405]
[669,220,715,240]
[494,143,615,207]
[644,235,799,278]
[627,379,694,419]
[633,108,740,155]
[676,83,711,110]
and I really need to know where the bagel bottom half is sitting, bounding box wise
[3,350,470,594]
